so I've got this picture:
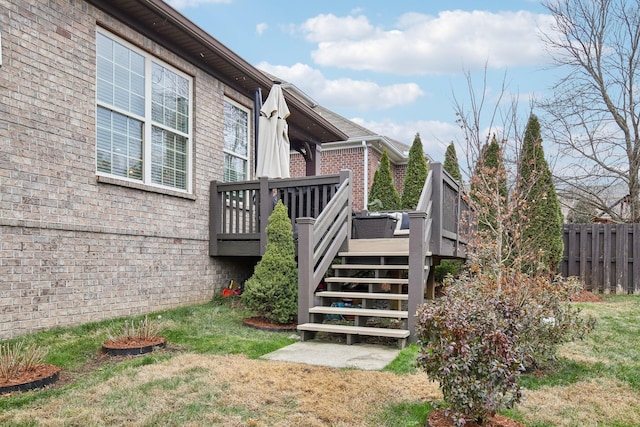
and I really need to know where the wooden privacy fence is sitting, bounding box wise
[562,223,640,294]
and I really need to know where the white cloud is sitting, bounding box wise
[257,62,424,110]
[167,0,231,9]
[256,22,268,36]
[300,13,375,43]
[299,10,555,75]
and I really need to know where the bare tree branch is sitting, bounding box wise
[539,0,640,222]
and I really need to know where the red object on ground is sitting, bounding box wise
[222,288,241,297]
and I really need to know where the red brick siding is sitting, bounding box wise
[290,152,306,177]
[395,164,407,196]
[290,146,405,210]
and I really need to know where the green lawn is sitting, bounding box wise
[0,294,638,426]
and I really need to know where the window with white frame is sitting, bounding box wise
[95,29,192,191]
[223,99,249,182]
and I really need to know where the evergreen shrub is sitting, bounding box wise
[241,200,298,324]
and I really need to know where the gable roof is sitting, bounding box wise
[86,0,348,147]
[267,78,427,164]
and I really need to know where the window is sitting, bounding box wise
[96,29,192,192]
[223,99,249,182]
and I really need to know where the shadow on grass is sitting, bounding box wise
[374,401,434,427]
[518,358,603,390]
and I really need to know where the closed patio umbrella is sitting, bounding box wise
[256,84,291,178]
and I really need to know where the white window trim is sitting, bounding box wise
[95,28,194,194]
[223,97,251,182]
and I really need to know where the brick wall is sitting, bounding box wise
[394,164,407,196]
[0,0,255,338]
[290,145,407,210]
[290,152,306,177]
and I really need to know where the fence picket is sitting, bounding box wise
[562,223,639,294]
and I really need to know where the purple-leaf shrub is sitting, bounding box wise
[416,272,595,426]
[416,277,523,425]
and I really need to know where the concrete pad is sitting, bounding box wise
[260,340,400,371]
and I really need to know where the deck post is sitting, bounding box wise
[258,177,271,255]
[209,180,220,256]
[408,210,428,341]
[339,169,352,251]
[430,163,443,256]
[297,217,316,326]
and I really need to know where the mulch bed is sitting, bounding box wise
[102,336,167,356]
[242,317,297,332]
[570,290,605,303]
[427,409,525,427]
[0,364,61,395]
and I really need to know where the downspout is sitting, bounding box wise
[362,140,368,210]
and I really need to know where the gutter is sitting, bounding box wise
[324,136,408,164]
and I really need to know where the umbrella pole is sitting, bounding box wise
[254,87,262,173]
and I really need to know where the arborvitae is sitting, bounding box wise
[241,200,298,324]
[443,142,462,181]
[472,135,507,232]
[401,133,429,209]
[369,149,401,210]
[518,114,564,273]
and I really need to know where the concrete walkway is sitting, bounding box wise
[260,340,400,371]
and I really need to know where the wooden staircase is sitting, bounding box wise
[297,238,431,349]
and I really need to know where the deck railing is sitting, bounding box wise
[209,173,345,256]
[407,163,467,338]
[297,170,352,324]
[210,164,467,341]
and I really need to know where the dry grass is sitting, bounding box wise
[2,297,638,426]
[1,353,441,427]
[518,377,640,426]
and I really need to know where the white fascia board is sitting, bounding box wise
[322,137,409,163]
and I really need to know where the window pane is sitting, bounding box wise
[96,33,113,59]
[224,153,247,182]
[151,126,187,190]
[96,34,144,116]
[97,81,114,105]
[97,150,111,173]
[96,106,143,181]
[223,100,249,160]
[152,63,189,133]
[114,43,129,68]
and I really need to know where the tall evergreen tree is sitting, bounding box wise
[469,135,510,278]
[517,114,564,273]
[401,133,429,209]
[472,136,507,233]
[369,149,401,210]
[443,142,462,181]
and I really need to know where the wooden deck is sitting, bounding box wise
[211,163,468,344]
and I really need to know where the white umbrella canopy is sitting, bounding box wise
[256,84,291,178]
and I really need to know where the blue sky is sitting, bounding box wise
[168,0,558,162]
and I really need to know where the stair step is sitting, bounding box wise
[309,306,408,318]
[339,251,432,257]
[297,323,410,339]
[325,277,408,285]
[339,250,409,257]
[316,291,408,300]
[332,264,408,270]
